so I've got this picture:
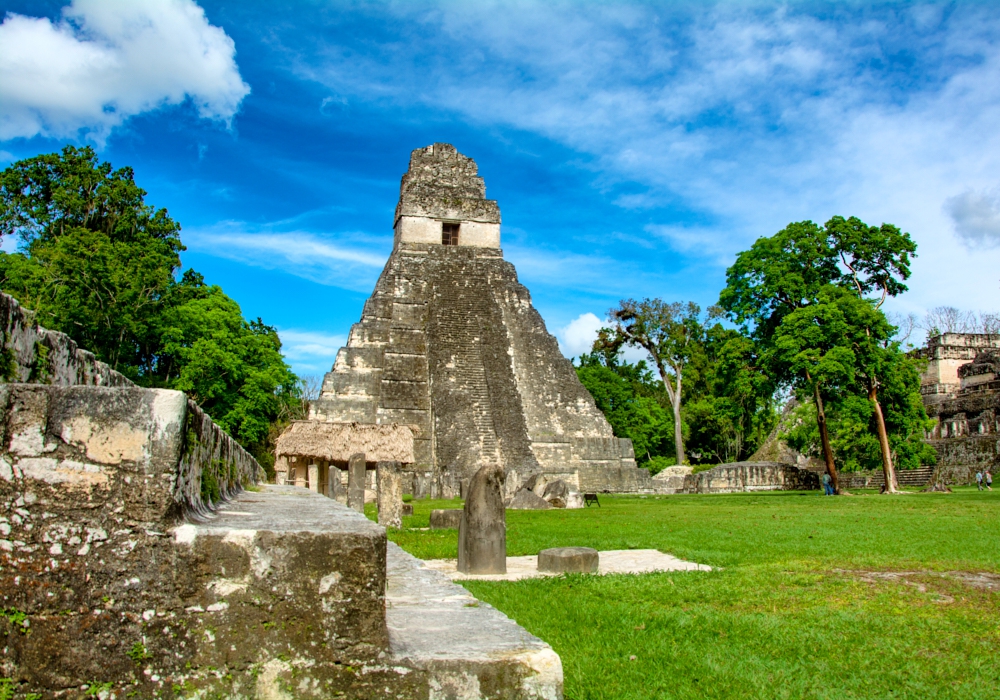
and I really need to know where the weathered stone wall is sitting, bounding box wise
[395,216,500,248]
[836,466,934,490]
[682,462,819,494]
[925,436,999,484]
[0,384,404,698]
[0,292,131,387]
[917,333,1000,407]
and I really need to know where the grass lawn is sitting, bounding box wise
[385,489,1000,700]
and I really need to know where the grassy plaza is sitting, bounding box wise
[387,490,1000,700]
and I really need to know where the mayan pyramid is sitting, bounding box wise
[311,143,650,497]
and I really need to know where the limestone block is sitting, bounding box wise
[542,479,577,508]
[538,547,599,574]
[309,396,377,423]
[363,294,394,319]
[377,407,431,434]
[379,379,431,409]
[332,346,383,373]
[430,509,463,529]
[508,487,552,510]
[330,371,381,397]
[382,352,429,382]
[391,302,429,328]
[348,320,390,347]
[457,464,506,575]
[348,452,366,512]
[377,460,403,529]
[389,328,427,355]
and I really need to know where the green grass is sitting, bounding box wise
[388,489,1000,699]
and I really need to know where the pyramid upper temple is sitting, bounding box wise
[307,143,651,497]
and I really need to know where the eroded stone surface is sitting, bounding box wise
[387,542,563,700]
[0,293,130,387]
[508,487,553,510]
[457,464,506,575]
[430,508,463,529]
[347,452,366,512]
[377,460,403,528]
[538,547,599,574]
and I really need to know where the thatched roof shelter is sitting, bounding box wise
[275,421,415,465]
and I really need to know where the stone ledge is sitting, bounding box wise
[386,542,563,699]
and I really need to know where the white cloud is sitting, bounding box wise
[945,188,1000,247]
[184,228,387,292]
[558,312,603,357]
[556,311,648,364]
[277,329,345,374]
[0,0,249,142]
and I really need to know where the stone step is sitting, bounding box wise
[386,542,562,699]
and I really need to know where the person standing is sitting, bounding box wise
[822,472,834,496]
[986,470,993,491]
[976,471,984,491]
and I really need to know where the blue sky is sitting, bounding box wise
[2,1,1000,377]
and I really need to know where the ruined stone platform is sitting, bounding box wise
[386,543,562,699]
[186,486,563,699]
[424,549,711,581]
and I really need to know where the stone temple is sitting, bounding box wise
[309,143,650,497]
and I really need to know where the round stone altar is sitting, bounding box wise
[537,547,600,573]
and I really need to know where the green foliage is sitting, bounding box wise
[0,334,16,381]
[85,682,113,696]
[0,148,300,464]
[720,216,925,475]
[783,376,937,473]
[1,608,28,634]
[27,341,50,383]
[682,327,777,464]
[126,642,151,663]
[643,455,676,475]
[602,299,721,464]
[575,357,674,464]
[0,678,12,700]
[201,469,221,506]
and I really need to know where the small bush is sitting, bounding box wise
[642,456,676,475]
[126,642,151,663]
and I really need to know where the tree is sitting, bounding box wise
[604,299,719,466]
[720,221,846,490]
[157,276,300,465]
[0,146,182,375]
[683,326,777,464]
[575,354,674,467]
[721,217,927,493]
[0,147,300,472]
[826,215,918,493]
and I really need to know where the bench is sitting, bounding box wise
[583,493,600,507]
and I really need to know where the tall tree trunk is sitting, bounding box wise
[652,356,686,466]
[672,394,685,466]
[813,383,840,494]
[869,384,899,493]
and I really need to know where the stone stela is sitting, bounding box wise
[457,464,508,575]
